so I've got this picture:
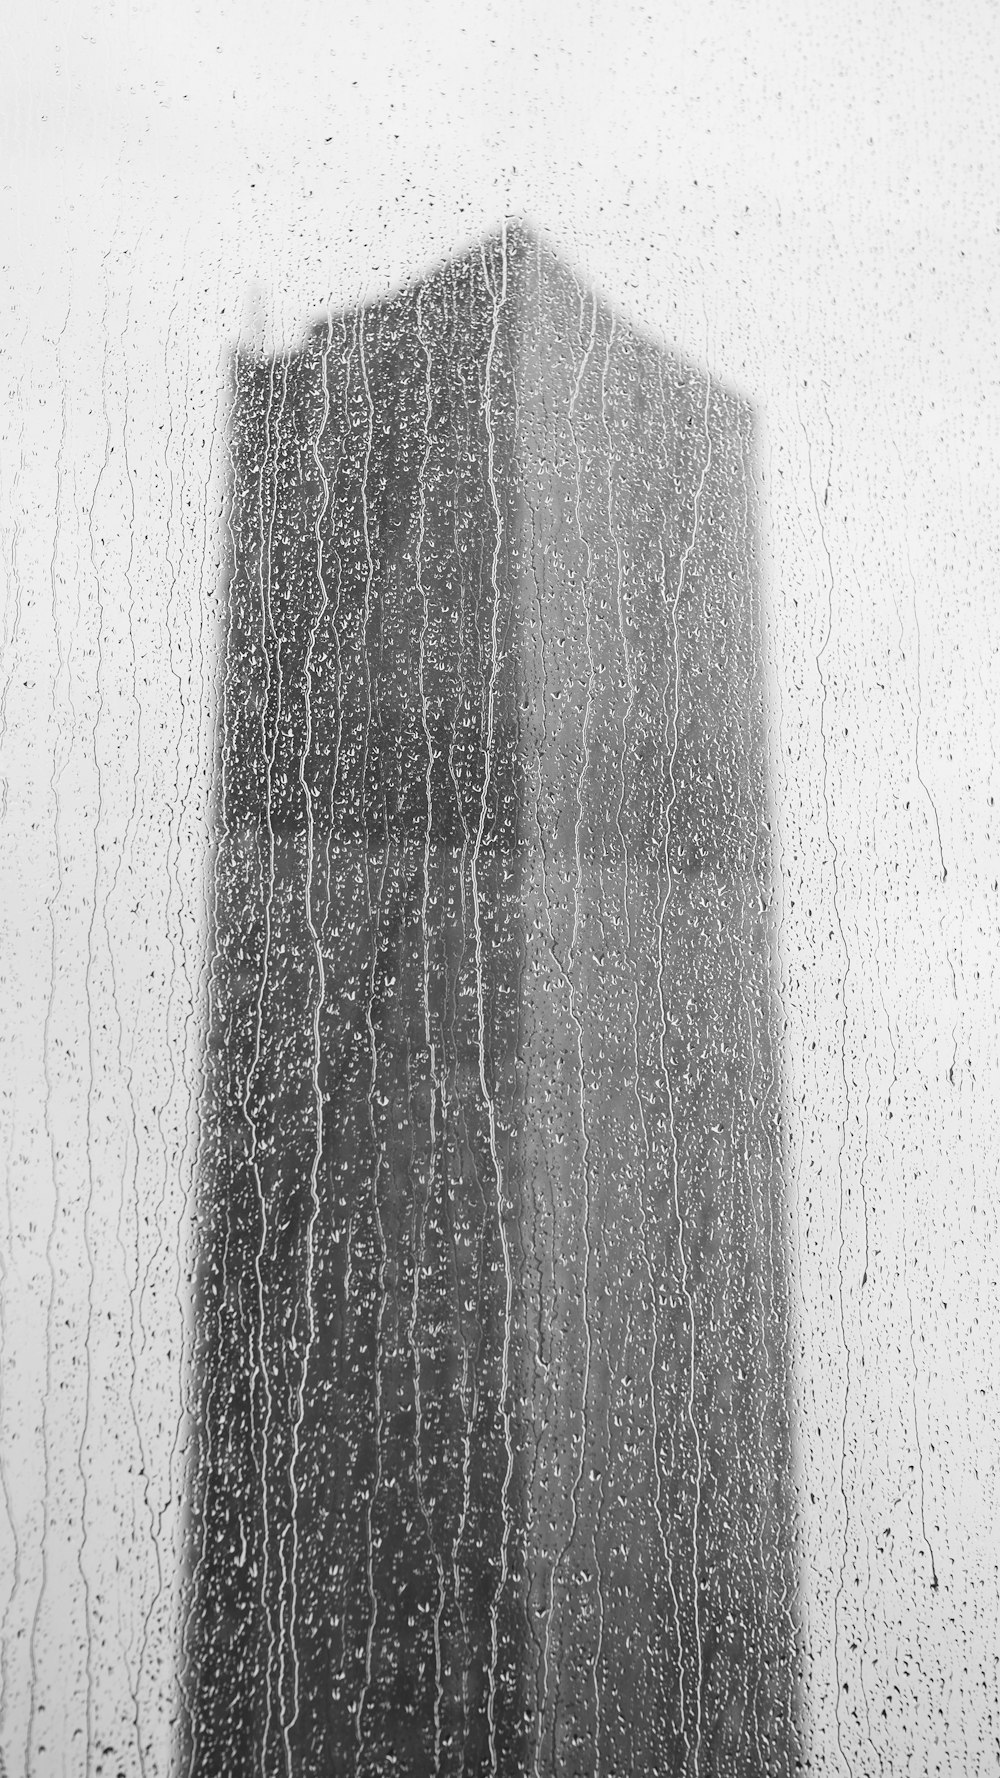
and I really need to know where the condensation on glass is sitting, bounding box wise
[184,224,799,1775]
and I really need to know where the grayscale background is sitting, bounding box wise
[1,1,996,1772]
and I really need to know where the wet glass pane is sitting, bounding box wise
[2,7,996,1775]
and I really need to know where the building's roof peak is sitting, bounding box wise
[235,218,752,414]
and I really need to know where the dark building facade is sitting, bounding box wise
[184,224,799,1776]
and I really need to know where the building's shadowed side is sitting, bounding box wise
[184,224,799,1776]
[185,241,528,1776]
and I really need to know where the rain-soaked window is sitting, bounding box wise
[2,7,996,1776]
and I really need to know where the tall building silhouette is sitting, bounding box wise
[185,223,799,1776]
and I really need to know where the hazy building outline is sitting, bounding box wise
[184,220,800,1777]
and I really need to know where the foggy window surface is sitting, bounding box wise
[2,5,997,1775]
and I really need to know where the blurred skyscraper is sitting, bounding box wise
[185,223,799,1776]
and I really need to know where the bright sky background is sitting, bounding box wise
[2,1,999,1770]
